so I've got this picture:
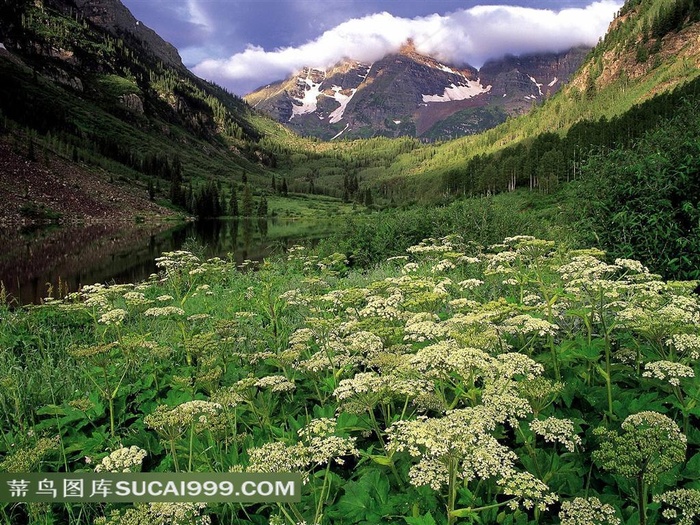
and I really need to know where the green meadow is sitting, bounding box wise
[2,233,699,524]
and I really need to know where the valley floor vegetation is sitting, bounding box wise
[1,234,700,525]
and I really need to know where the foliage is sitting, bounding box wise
[320,189,582,268]
[574,97,700,280]
[2,235,700,524]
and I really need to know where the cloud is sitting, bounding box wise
[192,1,621,95]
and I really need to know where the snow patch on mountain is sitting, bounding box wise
[331,123,350,140]
[548,77,558,87]
[291,70,325,119]
[422,80,490,103]
[529,76,543,96]
[328,86,356,124]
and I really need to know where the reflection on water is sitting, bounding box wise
[0,218,333,305]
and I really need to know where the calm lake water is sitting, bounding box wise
[0,218,334,305]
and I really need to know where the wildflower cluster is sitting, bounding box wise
[0,436,60,472]
[98,308,127,325]
[155,250,201,276]
[387,406,518,490]
[593,411,687,484]
[655,488,700,525]
[666,333,700,359]
[12,235,700,525]
[94,446,147,473]
[245,418,358,479]
[145,400,223,436]
[529,417,582,452]
[143,306,186,317]
[559,497,620,525]
[95,502,210,525]
[642,360,695,386]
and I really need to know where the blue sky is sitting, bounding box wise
[121,0,622,95]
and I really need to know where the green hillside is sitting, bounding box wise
[4,2,700,524]
[0,0,321,220]
[297,0,700,201]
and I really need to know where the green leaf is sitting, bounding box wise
[624,392,664,415]
[335,470,392,523]
[35,404,66,416]
[404,512,437,525]
[560,337,605,362]
[682,453,700,480]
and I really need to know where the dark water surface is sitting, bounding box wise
[0,218,333,305]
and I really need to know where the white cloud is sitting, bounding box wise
[193,1,621,95]
[185,0,211,30]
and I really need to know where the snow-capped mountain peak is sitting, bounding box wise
[244,42,589,141]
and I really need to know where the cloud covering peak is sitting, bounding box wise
[193,1,621,95]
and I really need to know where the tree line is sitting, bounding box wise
[443,75,700,197]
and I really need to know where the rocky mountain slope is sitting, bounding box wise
[245,41,589,141]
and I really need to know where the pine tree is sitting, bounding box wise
[220,189,227,216]
[281,178,288,196]
[229,185,239,217]
[242,184,254,217]
[257,194,268,217]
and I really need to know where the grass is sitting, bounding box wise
[268,193,360,220]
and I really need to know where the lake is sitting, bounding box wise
[0,218,335,305]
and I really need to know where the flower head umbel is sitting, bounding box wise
[245,441,308,476]
[559,497,620,525]
[593,411,687,485]
[655,488,700,525]
[666,333,700,360]
[95,502,210,525]
[145,400,222,437]
[530,417,582,452]
[297,417,359,466]
[144,306,186,318]
[497,471,558,512]
[642,360,695,387]
[387,407,518,490]
[98,308,127,325]
[94,446,147,473]
[253,375,296,393]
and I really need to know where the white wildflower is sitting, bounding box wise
[643,360,695,387]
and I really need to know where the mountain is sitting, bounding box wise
[68,0,184,69]
[245,41,589,141]
[337,0,700,197]
[2,0,699,220]
[0,0,292,223]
